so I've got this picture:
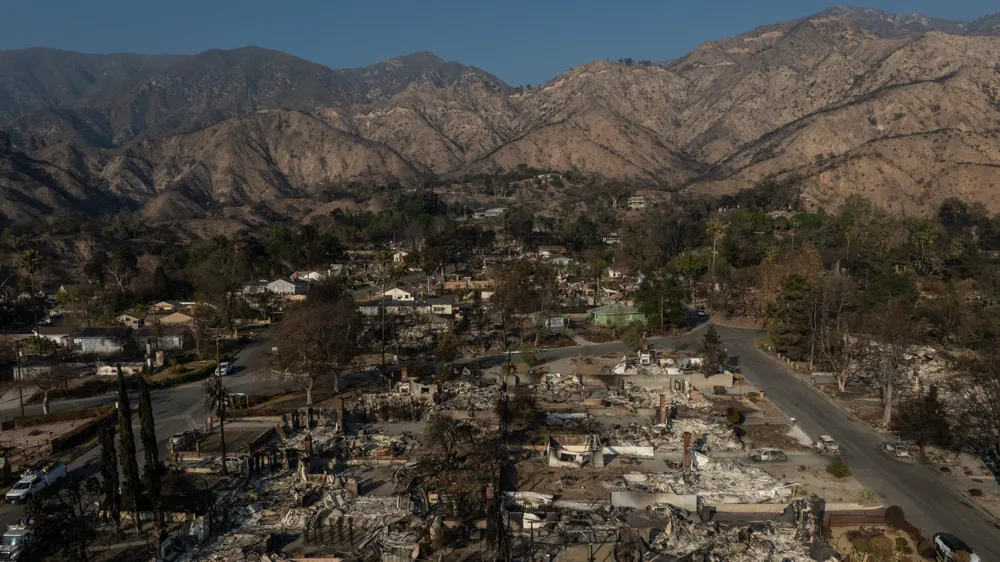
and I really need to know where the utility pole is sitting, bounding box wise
[215,338,221,379]
[659,295,664,333]
[15,342,23,418]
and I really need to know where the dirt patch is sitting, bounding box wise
[757,463,876,505]
[575,325,619,343]
[827,526,920,559]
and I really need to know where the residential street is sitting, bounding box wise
[0,322,997,556]
[715,325,1000,559]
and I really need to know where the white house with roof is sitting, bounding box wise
[382,287,415,301]
[266,278,308,295]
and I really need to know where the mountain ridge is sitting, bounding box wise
[4,7,1000,230]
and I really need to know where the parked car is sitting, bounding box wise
[696,308,707,317]
[749,448,788,462]
[169,431,195,450]
[815,435,840,455]
[932,532,980,561]
[5,462,66,504]
[215,362,232,376]
[881,441,911,458]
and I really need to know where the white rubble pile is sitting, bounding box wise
[283,425,340,455]
[697,523,826,562]
[677,460,797,504]
[437,380,498,411]
[610,461,795,504]
[668,419,744,451]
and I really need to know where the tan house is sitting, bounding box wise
[117,313,144,328]
[157,312,196,325]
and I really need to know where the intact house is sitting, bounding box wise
[150,312,196,326]
[538,246,567,259]
[382,287,415,302]
[472,207,505,220]
[72,327,130,355]
[33,326,77,347]
[151,301,183,313]
[117,313,144,329]
[588,304,646,327]
[267,278,308,295]
[136,325,191,351]
[360,297,456,317]
[533,312,568,333]
[627,196,646,210]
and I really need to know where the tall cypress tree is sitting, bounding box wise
[116,365,142,531]
[98,423,121,534]
[137,374,162,537]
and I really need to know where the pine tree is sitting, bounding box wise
[137,374,163,544]
[701,325,728,375]
[116,365,142,531]
[893,384,950,458]
[98,423,121,533]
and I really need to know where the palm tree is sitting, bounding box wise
[202,375,231,475]
[18,249,42,352]
[706,222,724,306]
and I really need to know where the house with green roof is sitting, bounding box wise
[587,304,646,327]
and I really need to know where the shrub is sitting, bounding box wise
[940,466,951,473]
[868,536,894,559]
[917,540,935,557]
[895,537,913,554]
[826,458,851,478]
[746,392,759,403]
[968,488,983,497]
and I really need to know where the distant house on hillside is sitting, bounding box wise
[267,278,308,295]
[117,313,144,329]
[33,326,77,347]
[382,287,415,302]
[538,246,567,259]
[72,327,130,355]
[136,325,191,351]
[627,196,646,210]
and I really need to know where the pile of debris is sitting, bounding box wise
[282,424,340,456]
[668,419,744,452]
[436,379,498,411]
[335,432,420,460]
[608,460,796,504]
[676,461,797,504]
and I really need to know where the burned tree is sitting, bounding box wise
[25,477,103,561]
[202,375,231,475]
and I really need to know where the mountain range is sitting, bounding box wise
[3,5,1000,230]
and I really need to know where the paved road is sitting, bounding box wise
[715,325,1000,558]
[0,328,291,528]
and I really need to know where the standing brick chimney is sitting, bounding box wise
[682,432,692,469]
[658,394,667,425]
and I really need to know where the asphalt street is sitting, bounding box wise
[0,320,996,558]
[715,325,1000,558]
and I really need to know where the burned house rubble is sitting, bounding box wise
[161,353,859,561]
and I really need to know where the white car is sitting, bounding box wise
[215,362,232,376]
[933,532,980,562]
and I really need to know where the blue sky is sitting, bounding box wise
[1,0,996,86]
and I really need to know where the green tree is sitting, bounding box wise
[115,366,142,531]
[620,324,645,351]
[435,331,463,373]
[635,275,689,332]
[137,374,162,542]
[701,325,727,375]
[893,385,950,458]
[769,274,813,360]
[151,266,169,300]
[97,423,121,534]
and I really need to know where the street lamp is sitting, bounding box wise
[15,342,23,418]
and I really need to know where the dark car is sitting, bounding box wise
[932,532,980,562]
